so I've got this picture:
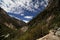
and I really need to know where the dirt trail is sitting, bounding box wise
[37,30,60,40]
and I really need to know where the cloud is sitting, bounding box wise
[24,16,33,19]
[0,0,48,13]
[23,20,29,23]
[20,14,24,16]
[0,0,49,23]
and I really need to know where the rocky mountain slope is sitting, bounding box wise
[0,7,27,40]
[0,7,26,29]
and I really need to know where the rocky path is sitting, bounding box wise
[37,30,60,40]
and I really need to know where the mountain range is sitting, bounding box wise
[0,0,60,40]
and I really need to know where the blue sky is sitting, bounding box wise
[0,0,49,23]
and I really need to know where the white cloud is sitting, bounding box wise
[34,4,39,9]
[24,16,33,19]
[23,20,29,23]
[21,14,24,16]
[44,4,48,7]
[0,0,49,23]
[0,0,49,14]
[40,1,44,5]
[45,0,49,2]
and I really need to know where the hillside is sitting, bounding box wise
[0,7,27,29]
[16,0,60,40]
[0,7,27,40]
